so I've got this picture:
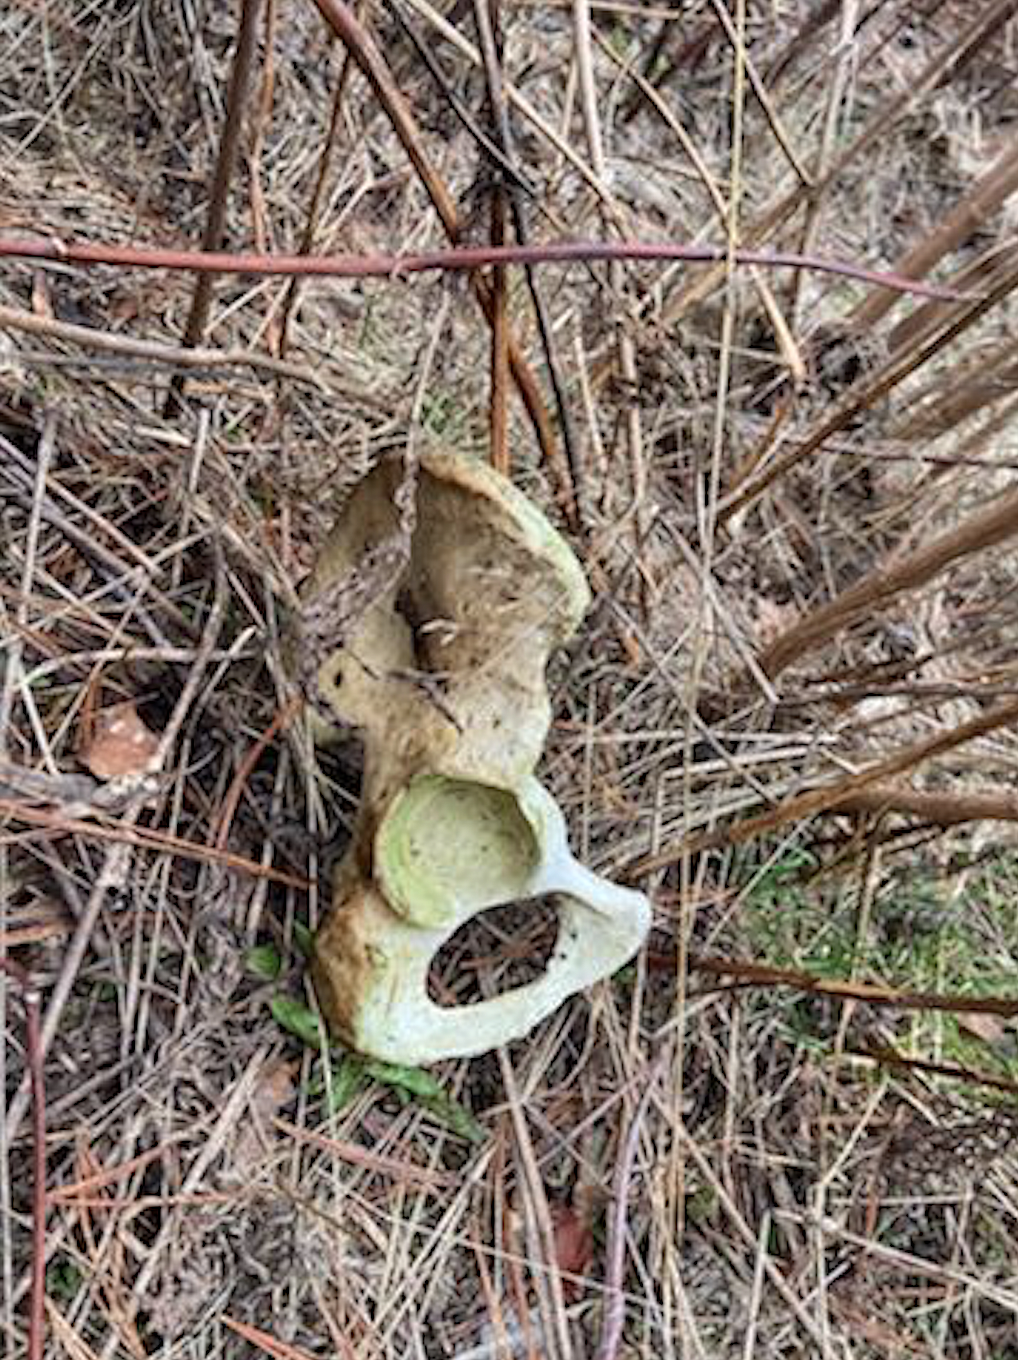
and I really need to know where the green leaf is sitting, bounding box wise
[364,1061,485,1143]
[269,995,327,1050]
[421,1093,485,1144]
[46,1258,83,1302]
[245,944,282,980]
[362,1060,444,1099]
[293,921,316,958]
[325,1056,368,1114]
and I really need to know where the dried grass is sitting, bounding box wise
[4,2,1018,1357]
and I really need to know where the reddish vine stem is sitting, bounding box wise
[0,235,967,298]
[1,956,45,1360]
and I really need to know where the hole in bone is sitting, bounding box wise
[427,895,561,1007]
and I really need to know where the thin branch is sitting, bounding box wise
[759,481,1018,679]
[830,784,1018,826]
[471,0,581,517]
[682,953,1018,1017]
[0,234,970,295]
[595,1062,660,1360]
[278,24,358,358]
[720,252,1018,524]
[635,693,1018,872]
[308,0,559,475]
[0,303,321,383]
[474,0,510,476]
[848,1044,1018,1097]
[849,131,1018,335]
[166,0,265,411]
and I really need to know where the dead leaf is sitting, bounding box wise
[226,1059,297,1176]
[81,701,161,781]
[251,1058,297,1122]
[550,1201,593,1300]
[956,1012,1006,1045]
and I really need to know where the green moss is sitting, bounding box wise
[739,849,1018,1098]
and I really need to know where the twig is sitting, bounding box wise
[0,303,321,383]
[704,0,811,188]
[846,1044,1018,1097]
[497,1049,574,1360]
[0,958,45,1360]
[573,0,644,547]
[471,0,580,516]
[759,481,1018,679]
[166,0,265,412]
[3,555,228,1145]
[682,953,1018,1017]
[476,0,510,476]
[278,16,360,357]
[829,783,1018,826]
[212,696,302,850]
[719,252,1018,524]
[0,234,970,296]
[308,0,559,475]
[634,694,1018,871]
[0,796,309,889]
[390,4,538,199]
[635,0,1018,347]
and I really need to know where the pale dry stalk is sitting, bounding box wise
[849,131,1018,335]
[759,480,1018,679]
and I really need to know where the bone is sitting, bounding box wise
[306,449,650,1065]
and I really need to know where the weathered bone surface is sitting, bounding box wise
[308,450,650,1065]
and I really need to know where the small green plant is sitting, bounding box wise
[243,921,315,981]
[268,993,484,1142]
[46,1257,83,1303]
[244,944,282,981]
[740,849,1018,1096]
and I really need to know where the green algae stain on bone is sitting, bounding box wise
[376,774,542,928]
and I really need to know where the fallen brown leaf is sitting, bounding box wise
[550,1201,594,1301]
[81,701,161,781]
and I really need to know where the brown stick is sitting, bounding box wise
[635,694,1018,871]
[721,254,1018,524]
[165,0,265,412]
[650,0,1018,334]
[308,0,557,472]
[759,481,1018,679]
[683,952,1018,1017]
[464,0,582,513]
[849,1044,1018,1097]
[894,333,1018,441]
[478,0,509,476]
[829,783,1018,826]
[278,22,359,358]
[849,132,1018,335]
[0,235,968,296]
